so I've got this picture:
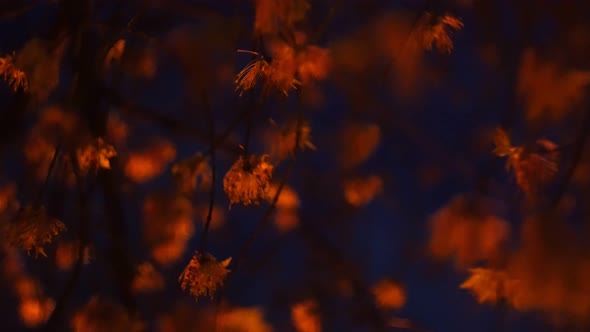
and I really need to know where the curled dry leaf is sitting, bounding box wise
[0,52,27,91]
[418,13,464,54]
[492,128,514,157]
[235,34,330,96]
[178,251,231,301]
[4,205,66,258]
[492,129,559,193]
[76,137,117,174]
[509,140,559,194]
[223,154,274,207]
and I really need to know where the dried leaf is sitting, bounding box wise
[178,252,231,301]
[518,48,590,122]
[223,155,274,207]
[15,38,65,101]
[460,268,513,304]
[217,306,273,332]
[419,13,463,54]
[4,206,66,257]
[132,262,165,293]
[172,153,212,194]
[492,128,514,157]
[254,0,310,35]
[371,279,406,310]
[0,53,27,91]
[343,175,383,207]
[125,139,176,183]
[340,123,381,169]
[291,300,321,332]
[428,195,509,269]
[104,39,126,70]
[19,297,54,327]
[76,137,117,174]
[71,296,144,332]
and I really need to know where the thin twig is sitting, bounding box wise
[237,49,261,56]
[42,151,89,332]
[34,143,62,208]
[199,90,216,252]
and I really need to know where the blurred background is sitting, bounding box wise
[0,0,590,331]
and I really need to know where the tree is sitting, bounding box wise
[0,0,589,331]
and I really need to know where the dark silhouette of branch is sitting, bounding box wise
[42,150,89,332]
[199,90,216,252]
[34,143,61,208]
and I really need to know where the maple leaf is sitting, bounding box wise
[507,139,559,193]
[461,268,510,304]
[492,128,514,157]
[518,48,590,122]
[419,13,464,54]
[76,137,117,174]
[428,195,510,269]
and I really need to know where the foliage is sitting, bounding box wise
[1,0,590,331]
